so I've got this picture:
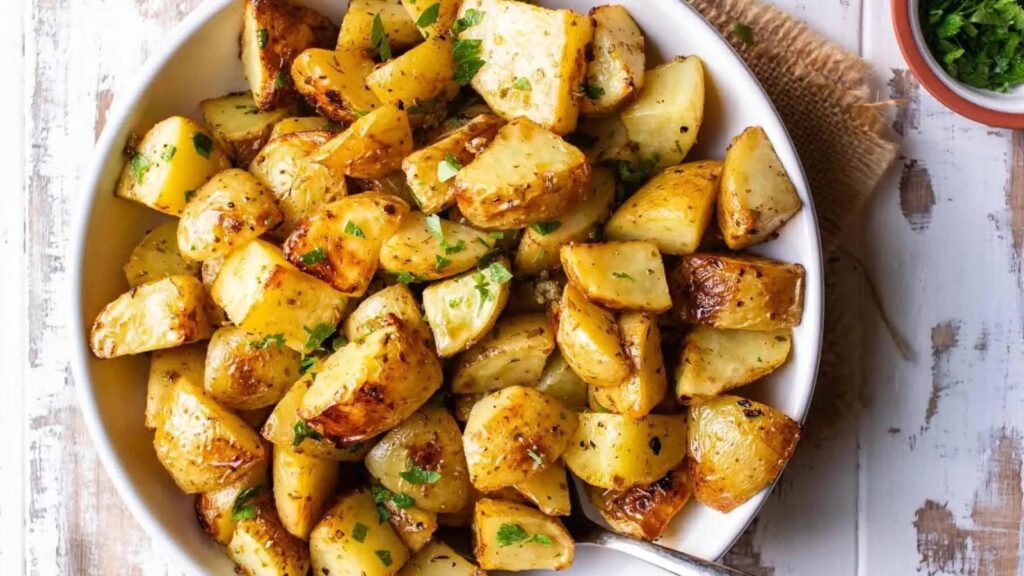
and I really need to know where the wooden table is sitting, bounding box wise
[3,0,1020,574]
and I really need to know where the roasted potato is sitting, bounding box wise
[115,116,231,216]
[588,312,666,419]
[670,253,805,330]
[344,284,433,347]
[380,497,439,552]
[311,104,414,178]
[621,56,705,169]
[513,459,570,516]
[534,351,588,410]
[399,540,486,576]
[178,169,282,261]
[562,412,686,490]
[270,116,338,139]
[365,406,472,513]
[212,240,346,352]
[451,313,555,394]
[455,0,592,134]
[586,464,690,541]
[463,386,578,491]
[401,0,461,38]
[366,36,460,120]
[241,0,336,111]
[580,5,645,116]
[204,326,301,410]
[201,91,294,165]
[310,488,412,576]
[338,0,421,51]
[299,315,443,442]
[605,161,722,255]
[283,192,409,296]
[554,282,630,389]
[146,342,207,429]
[124,220,200,288]
[676,327,791,400]
[514,166,615,275]
[272,444,340,539]
[229,496,311,576]
[402,114,503,214]
[154,379,266,493]
[380,212,497,281]
[719,126,803,249]
[421,259,513,357]
[90,275,211,358]
[454,117,590,229]
[688,395,801,512]
[291,47,382,123]
[561,240,672,313]
[195,457,270,546]
[575,114,638,164]
[472,498,574,571]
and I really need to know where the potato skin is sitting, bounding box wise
[382,501,438,553]
[560,240,672,313]
[422,260,513,358]
[620,56,705,169]
[269,116,337,140]
[676,327,792,400]
[472,498,574,571]
[195,455,270,546]
[310,488,412,576]
[580,5,645,116]
[588,312,667,419]
[344,284,433,348]
[380,212,497,281]
[178,169,283,261]
[200,91,295,165]
[534,351,588,410]
[228,497,311,576]
[146,342,207,429]
[124,221,200,288]
[272,444,340,539]
[338,0,421,51]
[291,47,381,123]
[451,313,555,394]
[204,326,301,410]
[688,395,801,512]
[311,104,414,179]
[586,464,690,541]
[554,282,630,389]
[513,459,571,516]
[365,36,460,121]
[399,540,486,576]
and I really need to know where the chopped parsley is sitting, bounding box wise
[303,323,335,353]
[395,271,416,284]
[452,8,485,34]
[416,2,441,27]
[489,230,505,240]
[375,550,393,567]
[922,0,1024,92]
[332,334,349,351]
[391,492,416,508]
[192,133,213,159]
[473,271,491,309]
[732,21,754,45]
[250,333,285,349]
[526,448,544,466]
[496,523,553,547]
[130,153,151,184]
[614,156,658,187]
[437,153,463,182]
[256,28,270,49]
[444,239,466,255]
[352,522,369,543]
[371,13,392,60]
[448,298,463,308]
[512,76,532,90]
[231,486,262,521]
[344,220,366,238]
[530,221,561,235]
[160,145,176,162]
[487,261,513,284]
[532,534,553,546]
[399,460,441,484]
[612,271,634,281]
[371,485,393,522]
[581,82,605,99]
[425,214,445,241]
[274,69,289,89]
[301,247,327,265]
[435,254,452,270]
[292,421,324,447]
[452,39,485,85]
[299,356,318,375]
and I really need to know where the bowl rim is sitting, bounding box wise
[68,0,824,570]
[892,0,1024,128]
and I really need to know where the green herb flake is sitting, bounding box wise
[301,247,327,266]
[452,8,485,34]
[344,220,366,238]
[256,28,270,49]
[531,534,553,546]
[437,153,463,182]
[391,492,416,508]
[416,2,441,27]
[452,39,485,85]
[375,550,393,567]
[526,448,544,466]
[512,76,532,90]
[192,133,213,159]
[448,298,463,308]
[160,145,177,162]
[732,21,754,45]
[371,13,392,60]
[231,486,263,521]
[274,69,289,89]
[496,523,529,547]
[299,356,318,375]
[130,153,151,184]
[444,239,466,255]
[292,420,324,447]
[612,271,634,281]
[487,261,513,284]
[303,323,335,353]
[581,82,605,99]
[395,271,416,284]
[332,334,349,351]
[250,333,285,349]
[530,221,561,235]
[400,460,441,484]
[435,254,452,270]
[352,522,369,543]
[473,272,491,309]
[921,0,1024,92]
[489,230,505,240]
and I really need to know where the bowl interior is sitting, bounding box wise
[70,0,823,573]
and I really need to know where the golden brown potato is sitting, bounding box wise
[195,456,270,546]
[201,91,295,165]
[338,0,421,51]
[365,406,471,513]
[154,379,266,493]
[212,240,346,352]
[513,459,570,516]
[283,192,409,296]
[270,116,338,139]
[719,126,803,249]
[241,0,337,111]
[291,47,382,123]
[311,104,414,179]
[555,282,630,388]
[605,161,722,255]
[580,5,645,116]
[534,351,588,410]
[676,327,791,400]
[670,253,805,331]
[463,386,578,491]
[587,312,666,419]
[115,116,231,216]
[562,412,686,490]
[688,395,801,512]
[178,169,283,261]
[455,0,592,134]
[560,240,672,313]
[299,315,443,442]
[344,284,432,347]
[379,212,497,281]
[575,114,639,164]
[621,56,705,169]
[586,464,690,541]
[229,497,311,576]
[472,498,574,571]
[124,221,200,288]
[272,444,340,539]
[90,275,212,358]
[451,314,555,394]
[381,498,439,553]
[421,259,513,357]
[310,488,412,576]
[204,326,301,410]
[454,117,590,229]
[146,342,207,429]
[401,0,461,38]
[366,36,459,121]
[399,540,485,576]
[402,114,503,214]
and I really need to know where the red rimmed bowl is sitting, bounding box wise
[893,0,1024,128]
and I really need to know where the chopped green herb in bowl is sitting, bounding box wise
[921,0,1024,92]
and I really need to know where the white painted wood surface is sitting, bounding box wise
[3,0,1022,574]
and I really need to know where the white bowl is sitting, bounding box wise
[69,0,823,573]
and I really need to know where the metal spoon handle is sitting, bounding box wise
[585,531,751,576]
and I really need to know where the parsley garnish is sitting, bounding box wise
[256,28,269,48]
[472,272,491,310]
[160,145,176,162]
[452,8,485,34]
[231,486,262,520]
[332,334,349,351]
[352,522,369,543]
[250,333,285,349]
[487,261,513,284]
[532,534,553,546]
[581,82,605,99]
[274,69,288,89]
[437,154,463,182]
[495,523,553,547]
[292,421,324,447]
[612,271,634,281]
[452,39,485,85]
[922,0,1024,92]
[391,492,415,508]
[371,485,393,522]
[400,460,441,484]
[526,448,544,465]
[395,271,416,284]
[375,550,393,567]
[513,77,532,90]
[130,153,151,184]
[489,231,505,240]
[192,133,213,159]
[425,214,445,241]
[530,221,561,235]
[448,298,463,308]
[614,156,658,186]
[445,239,466,254]
[435,254,452,270]
[371,14,392,60]
[299,356,317,374]
[301,247,327,265]
[416,2,441,27]
[303,323,335,353]
[732,21,754,45]
[344,220,366,238]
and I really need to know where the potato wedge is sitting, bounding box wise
[586,464,690,541]
[380,497,439,553]
[451,313,555,394]
[554,282,630,389]
[241,0,337,111]
[90,275,211,358]
[575,115,638,164]
[401,0,461,39]
[212,240,346,352]
[338,0,421,51]
[588,312,666,418]
[273,444,340,539]
[402,114,503,214]
[201,91,295,165]
[669,253,805,331]
[580,5,645,116]
[399,540,485,576]
[283,192,409,296]
[421,259,513,357]
[178,169,282,261]
[621,56,705,170]
[561,240,672,313]
[310,488,411,576]
[472,498,574,571]
[270,116,338,139]
[195,456,270,546]
[366,36,460,120]
[562,412,686,490]
[513,459,570,516]
[380,212,497,281]
[229,497,311,576]
[463,386,578,491]
[454,117,590,229]
[311,104,414,178]
[365,406,471,513]
[605,161,722,255]
[535,351,588,410]
[719,126,803,249]
[291,47,382,123]
[115,116,231,216]
[154,379,266,493]
[688,395,801,512]
[124,220,200,288]
[299,315,443,442]
[146,342,207,429]
[204,326,301,410]
[344,284,432,347]
[455,0,592,134]
[676,327,791,400]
